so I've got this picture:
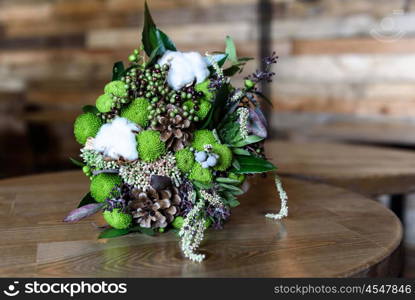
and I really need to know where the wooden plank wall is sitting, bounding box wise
[1,0,415,176]
[0,0,268,176]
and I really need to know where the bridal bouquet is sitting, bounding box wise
[65,2,287,262]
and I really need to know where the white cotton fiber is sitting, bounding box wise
[158,50,209,90]
[93,117,140,161]
[183,52,210,84]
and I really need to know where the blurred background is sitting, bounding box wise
[1,0,415,275]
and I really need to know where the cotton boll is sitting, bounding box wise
[158,50,209,90]
[158,51,193,90]
[157,50,176,66]
[93,117,140,161]
[183,52,210,84]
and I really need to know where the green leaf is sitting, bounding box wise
[192,180,214,190]
[129,226,155,236]
[223,65,241,76]
[232,148,251,156]
[225,36,237,63]
[69,157,85,167]
[232,135,264,147]
[201,83,230,130]
[210,83,231,129]
[216,177,240,184]
[216,53,228,67]
[142,1,176,57]
[228,198,240,208]
[139,227,156,236]
[238,57,254,62]
[218,111,242,144]
[205,53,228,67]
[82,105,99,114]
[232,158,241,170]
[112,61,125,81]
[221,191,240,207]
[147,44,161,66]
[222,191,236,201]
[232,155,277,174]
[98,228,130,239]
[219,183,244,195]
[77,192,96,208]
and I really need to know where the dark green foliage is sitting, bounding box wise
[77,192,96,208]
[142,1,176,58]
[231,155,277,174]
[112,61,125,81]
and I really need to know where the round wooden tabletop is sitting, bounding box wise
[267,141,415,196]
[287,121,415,147]
[0,171,402,277]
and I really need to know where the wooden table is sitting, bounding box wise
[267,141,415,196]
[286,121,415,148]
[0,171,402,277]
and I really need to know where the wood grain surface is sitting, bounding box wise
[287,121,415,147]
[267,141,415,196]
[0,171,402,277]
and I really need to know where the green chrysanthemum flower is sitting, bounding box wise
[136,130,166,162]
[189,163,213,184]
[103,208,132,229]
[95,94,114,113]
[73,113,102,145]
[175,148,195,173]
[195,79,214,101]
[90,173,122,202]
[104,80,127,98]
[120,98,150,127]
[213,143,233,171]
[183,100,212,121]
[191,129,216,151]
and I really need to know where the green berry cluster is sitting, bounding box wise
[82,165,92,177]
[120,62,206,128]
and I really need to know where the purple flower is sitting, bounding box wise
[206,205,231,229]
[245,52,278,84]
[263,51,278,66]
[104,184,130,212]
[208,75,225,91]
[179,180,194,216]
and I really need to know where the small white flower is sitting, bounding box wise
[84,137,95,150]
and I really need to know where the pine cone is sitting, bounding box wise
[129,186,181,228]
[152,104,193,151]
